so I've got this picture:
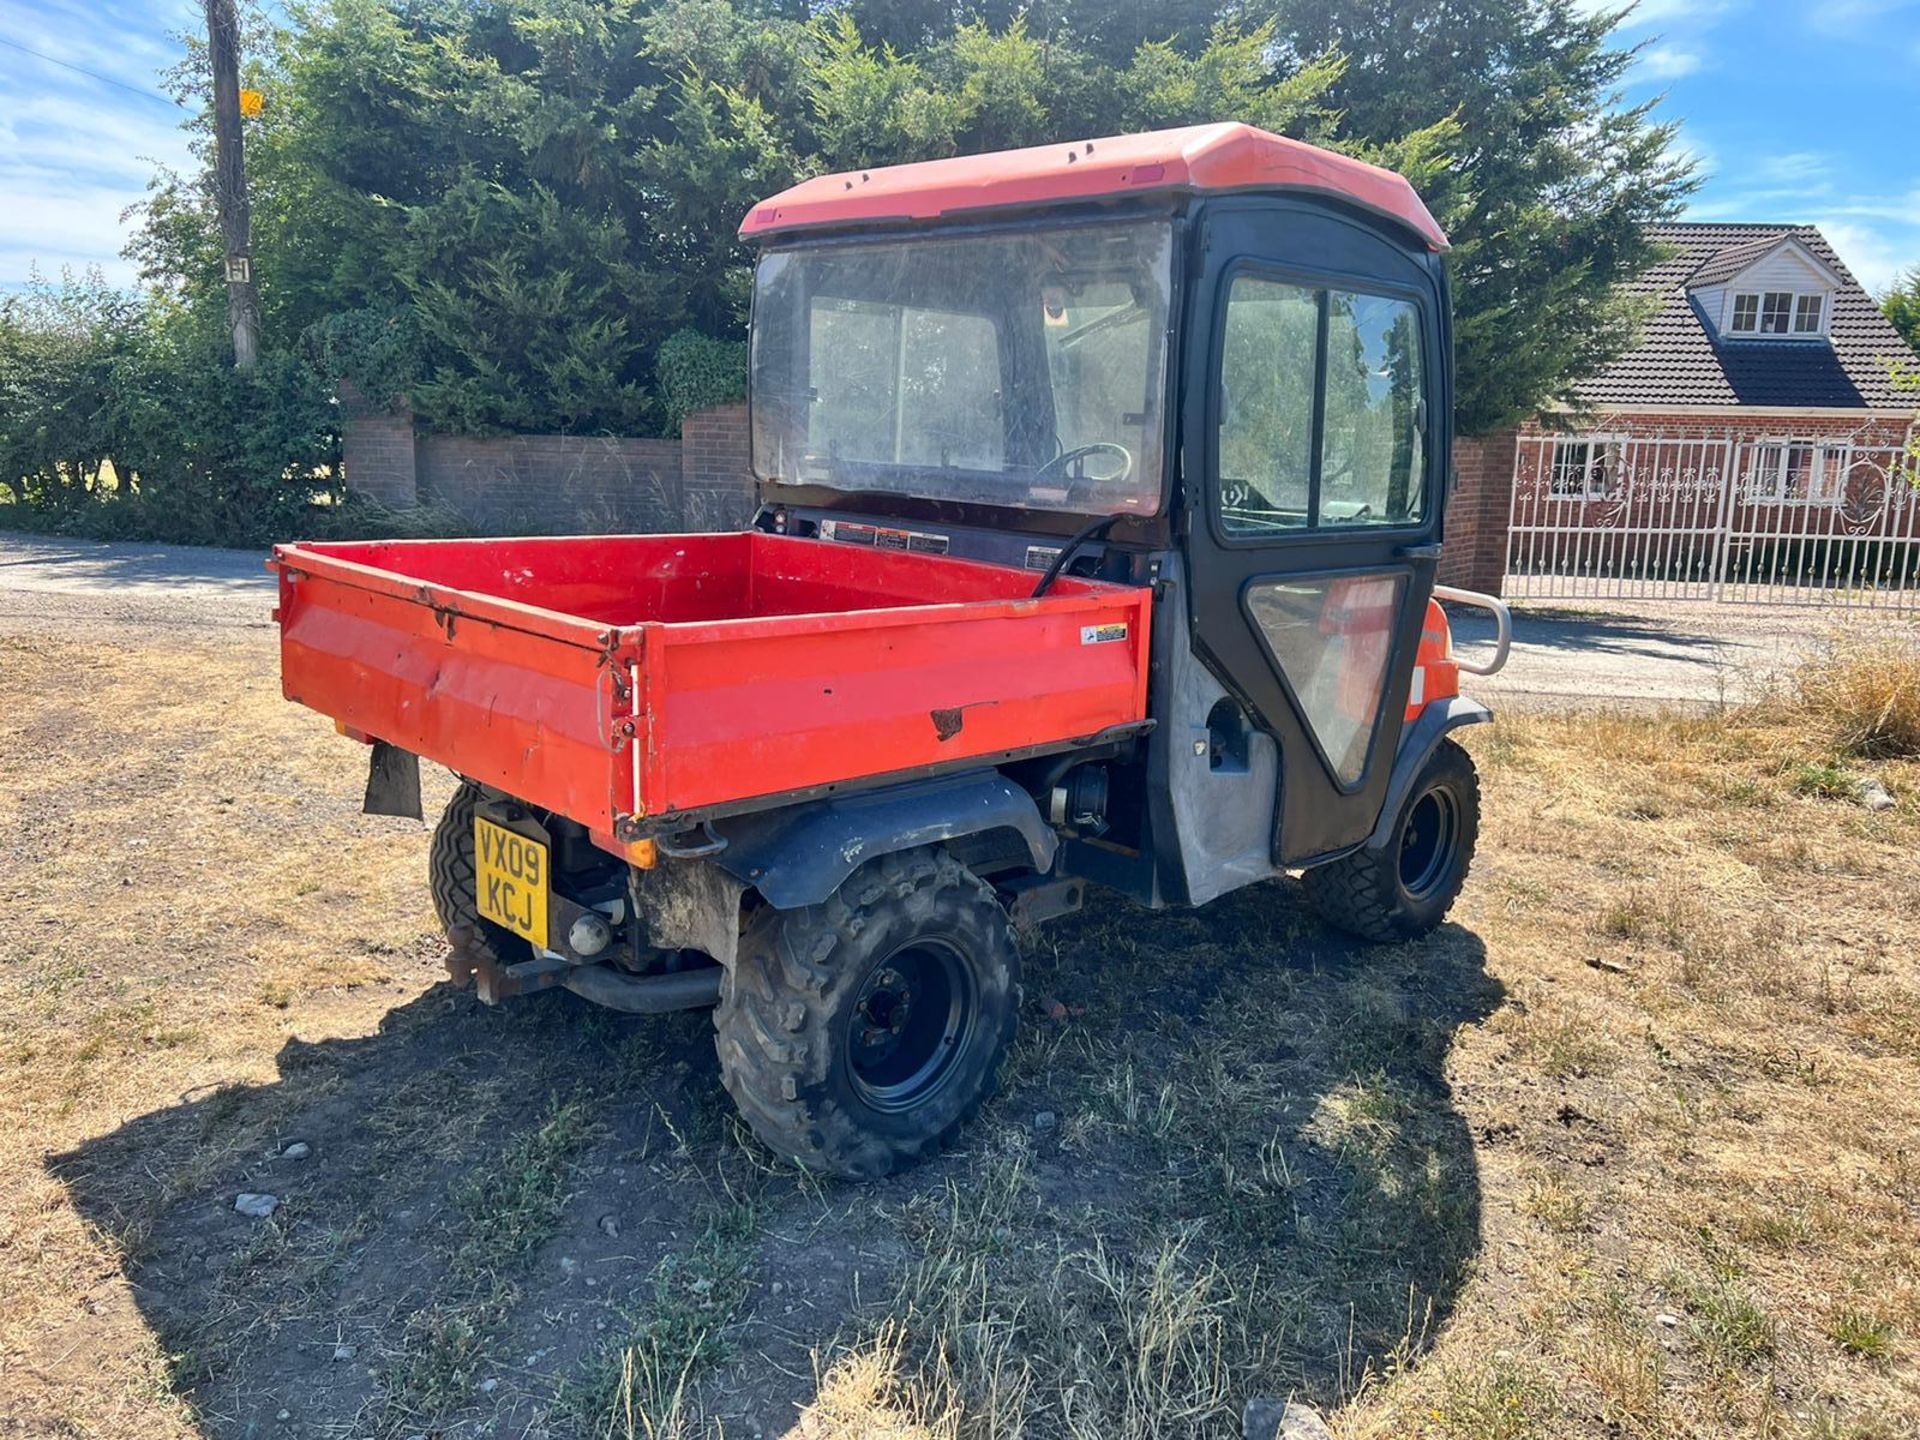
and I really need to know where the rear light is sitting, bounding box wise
[591,829,657,869]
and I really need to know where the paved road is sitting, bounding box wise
[3,532,1909,705]
[1447,597,1890,708]
[0,534,274,633]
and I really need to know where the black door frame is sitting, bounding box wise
[1177,194,1454,864]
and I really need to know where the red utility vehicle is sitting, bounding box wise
[274,123,1510,1177]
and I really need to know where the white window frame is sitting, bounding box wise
[1547,435,1626,499]
[1749,439,1846,506]
[1728,289,1830,339]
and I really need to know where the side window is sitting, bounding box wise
[1218,278,1317,531]
[1216,275,1428,536]
[1320,293,1425,526]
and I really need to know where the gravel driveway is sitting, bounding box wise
[3,532,1906,706]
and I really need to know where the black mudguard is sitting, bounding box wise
[1363,697,1491,850]
[363,740,423,820]
[710,772,1057,909]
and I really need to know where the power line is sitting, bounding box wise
[0,32,182,106]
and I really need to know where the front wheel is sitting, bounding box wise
[714,848,1020,1178]
[1302,738,1480,943]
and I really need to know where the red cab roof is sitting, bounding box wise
[739,122,1448,251]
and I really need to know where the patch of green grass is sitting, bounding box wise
[1690,1282,1776,1371]
[564,1197,760,1438]
[1792,759,1862,802]
[381,1284,514,1425]
[451,1097,599,1276]
[371,1094,602,1432]
[1828,1304,1897,1361]
[1420,1356,1562,1440]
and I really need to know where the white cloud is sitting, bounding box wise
[1640,44,1704,78]
[1813,218,1913,294]
[1805,0,1920,37]
[0,2,197,285]
[1758,152,1830,185]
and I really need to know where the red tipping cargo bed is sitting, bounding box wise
[272,532,1152,834]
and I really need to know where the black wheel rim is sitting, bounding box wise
[847,939,976,1114]
[1399,784,1460,901]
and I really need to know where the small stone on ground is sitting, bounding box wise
[1243,1398,1334,1440]
[234,1193,279,1219]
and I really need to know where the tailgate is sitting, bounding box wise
[274,544,634,832]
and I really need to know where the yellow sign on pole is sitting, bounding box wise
[239,88,264,118]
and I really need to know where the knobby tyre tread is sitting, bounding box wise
[429,780,528,970]
[714,848,1020,1179]
[1302,738,1479,944]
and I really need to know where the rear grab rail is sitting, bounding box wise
[1432,585,1513,677]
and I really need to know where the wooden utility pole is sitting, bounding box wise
[205,0,259,369]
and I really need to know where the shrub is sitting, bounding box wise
[0,274,341,547]
[1790,760,1862,802]
[655,329,748,434]
[1792,633,1920,760]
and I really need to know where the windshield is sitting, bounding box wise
[750,219,1173,516]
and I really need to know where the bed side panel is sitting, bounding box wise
[278,566,635,830]
[643,586,1151,817]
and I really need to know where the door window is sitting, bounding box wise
[1218,278,1317,531]
[1217,275,1427,535]
[1245,573,1407,785]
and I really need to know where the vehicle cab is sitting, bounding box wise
[739,122,1496,911]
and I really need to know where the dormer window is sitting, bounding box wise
[1729,290,1826,338]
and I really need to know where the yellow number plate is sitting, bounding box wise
[474,817,549,948]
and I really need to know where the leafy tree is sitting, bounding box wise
[0,271,151,508]
[0,269,339,541]
[1268,0,1696,434]
[1884,268,1920,354]
[103,0,1688,454]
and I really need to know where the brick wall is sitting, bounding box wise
[1440,430,1520,596]
[343,402,757,534]
[678,403,756,531]
[340,405,418,509]
[417,432,687,532]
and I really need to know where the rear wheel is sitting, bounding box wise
[1302,738,1479,943]
[715,848,1020,1178]
[429,781,532,973]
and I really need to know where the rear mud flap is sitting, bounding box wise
[363,740,423,820]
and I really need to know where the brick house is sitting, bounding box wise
[1448,224,1920,601]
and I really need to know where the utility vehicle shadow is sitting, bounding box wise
[52,880,1500,1438]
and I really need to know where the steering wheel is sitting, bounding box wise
[1033,442,1135,495]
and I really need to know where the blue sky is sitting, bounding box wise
[1,0,1916,292]
[1596,0,1920,291]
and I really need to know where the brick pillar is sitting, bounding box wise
[1439,429,1519,596]
[340,386,419,509]
[678,402,756,530]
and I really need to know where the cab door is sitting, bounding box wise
[1180,197,1450,864]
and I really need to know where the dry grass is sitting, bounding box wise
[1792,628,1920,759]
[4,617,1920,1439]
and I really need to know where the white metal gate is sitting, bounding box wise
[1505,432,1920,607]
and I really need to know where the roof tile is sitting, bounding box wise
[1575,224,1919,412]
